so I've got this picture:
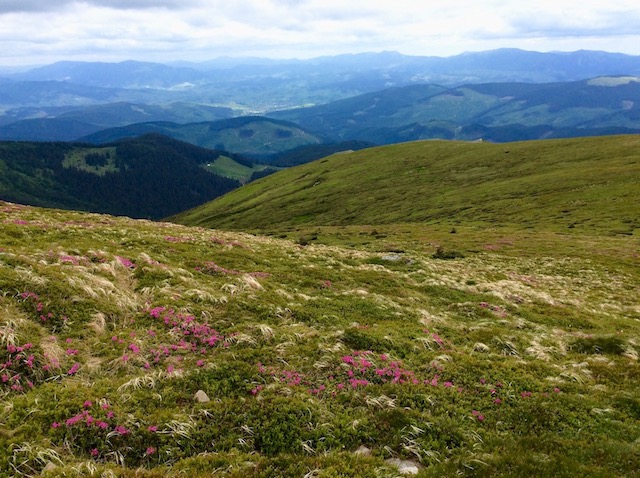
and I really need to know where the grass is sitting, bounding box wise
[62,147,119,176]
[171,135,640,235]
[1,195,639,476]
[202,156,277,183]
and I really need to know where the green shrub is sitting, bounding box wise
[571,336,626,355]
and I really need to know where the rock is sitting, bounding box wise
[194,389,210,403]
[381,253,403,262]
[354,445,371,456]
[385,458,422,475]
[42,461,58,473]
[242,274,264,290]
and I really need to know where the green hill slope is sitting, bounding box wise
[80,116,324,157]
[172,135,640,235]
[1,198,639,476]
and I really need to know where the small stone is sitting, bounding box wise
[381,253,403,262]
[42,461,58,473]
[385,458,422,475]
[354,445,371,456]
[242,274,264,290]
[194,389,210,403]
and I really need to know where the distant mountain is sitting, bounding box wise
[4,49,640,113]
[55,101,234,127]
[0,80,160,107]
[0,118,102,142]
[0,134,241,219]
[172,135,640,234]
[79,116,324,157]
[11,60,209,89]
[269,76,640,144]
[0,102,235,141]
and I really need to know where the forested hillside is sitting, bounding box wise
[0,134,240,219]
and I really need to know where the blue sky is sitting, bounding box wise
[1,0,639,65]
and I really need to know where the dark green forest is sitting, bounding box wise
[0,134,240,219]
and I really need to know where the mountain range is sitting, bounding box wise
[0,75,638,152]
[269,77,640,144]
[3,49,640,115]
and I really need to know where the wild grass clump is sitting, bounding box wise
[570,336,627,355]
[432,245,465,260]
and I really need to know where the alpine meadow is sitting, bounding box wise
[1,47,640,478]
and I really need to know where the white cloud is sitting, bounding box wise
[1,0,640,65]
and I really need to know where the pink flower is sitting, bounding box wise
[67,363,80,375]
[116,256,136,269]
[90,448,99,457]
[146,447,156,455]
[83,400,93,408]
[147,425,158,432]
[341,355,355,365]
[51,422,60,429]
[196,360,205,367]
[251,385,263,395]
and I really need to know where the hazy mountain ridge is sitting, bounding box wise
[269,77,640,144]
[3,49,640,115]
[77,116,325,157]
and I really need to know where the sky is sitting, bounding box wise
[1,0,640,66]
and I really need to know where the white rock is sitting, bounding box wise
[354,445,372,456]
[194,389,210,403]
[385,458,422,475]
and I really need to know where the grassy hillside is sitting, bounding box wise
[0,134,240,219]
[202,155,277,183]
[0,203,640,478]
[2,132,639,476]
[171,135,640,235]
[1,200,639,477]
[80,116,324,157]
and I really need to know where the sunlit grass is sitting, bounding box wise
[0,197,638,476]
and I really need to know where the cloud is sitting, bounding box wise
[0,0,199,14]
[1,0,640,65]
